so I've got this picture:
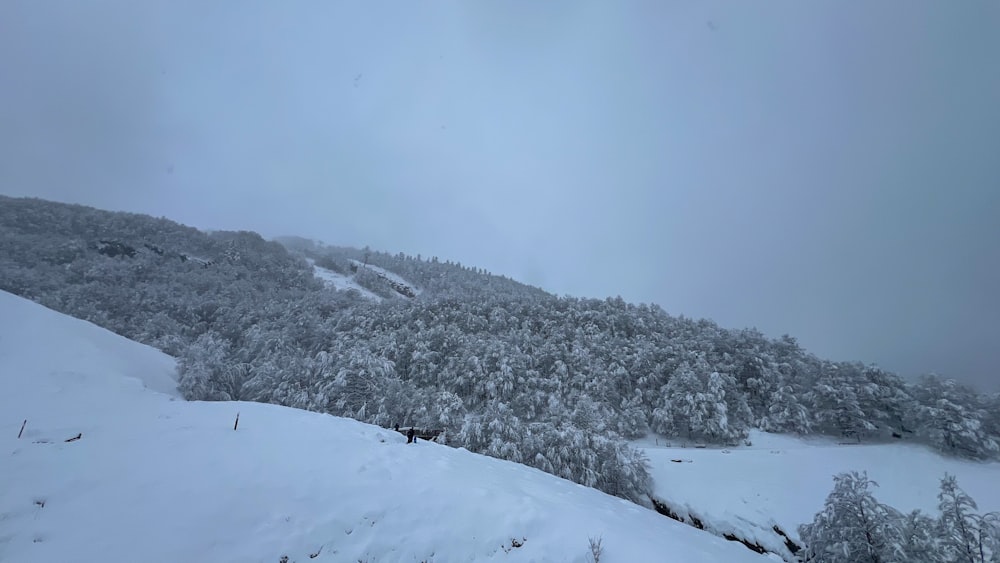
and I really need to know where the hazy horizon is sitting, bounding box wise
[2,1,998,390]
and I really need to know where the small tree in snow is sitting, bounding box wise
[588,536,603,563]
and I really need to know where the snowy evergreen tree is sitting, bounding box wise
[762,384,812,434]
[482,401,526,463]
[591,433,652,505]
[651,362,707,440]
[571,396,609,433]
[616,390,650,439]
[699,371,733,443]
[733,353,775,420]
[938,473,998,563]
[325,350,395,419]
[716,370,753,442]
[897,510,943,563]
[979,393,1000,448]
[798,471,902,563]
[177,331,233,400]
[983,513,1000,563]
[858,365,913,435]
[428,390,466,428]
[809,364,877,441]
[914,376,999,459]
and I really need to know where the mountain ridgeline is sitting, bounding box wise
[2,195,998,504]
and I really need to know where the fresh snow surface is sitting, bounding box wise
[0,291,766,563]
[638,431,1000,560]
[0,290,179,398]
[306,258,382,301]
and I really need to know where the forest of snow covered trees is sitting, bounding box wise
[2,196,999,506]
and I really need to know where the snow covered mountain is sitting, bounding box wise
[0,290,766,563]
[3,197,999,561]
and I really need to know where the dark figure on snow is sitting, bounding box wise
[394,423,399,432]
[407,427,415,444]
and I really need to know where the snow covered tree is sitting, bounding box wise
[615,390,650,439]
[858,365,913,435]
[897,510,943,562]
[591,434,653,505]
[798,471,902,563]
[809,364,877,441]
[716,371,753,442]
[405,339,441,388]
[980,393,1000,448]
[699,371,733,443]
[982,513,1000,563]
[762,384,812,434]
[651,360,749,444]
[651,362,706,440]
[214,362,255,402]
[571,396,609,433]
[938,473,998,563]
[733,354,775,419]
[176,331,232,400]
[483,402,526,463]
[457,400,526,463]
[913,376,999,459]
[273,350,336,411]
[428,390,466,429]
[325,349,395,420]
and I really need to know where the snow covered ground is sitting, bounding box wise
[0,290,767,563]
[349,259,422,297]
[306,258,382,300]
[638,431,1000,560]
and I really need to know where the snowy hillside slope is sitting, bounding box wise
[639,431,1000,560]
[350,259,422,297]
[306,258,382,300]
[0,290,179,397]
[0,291,767,563]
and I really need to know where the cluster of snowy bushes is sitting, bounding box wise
[800,471,1000,562]
[2,196,999,506]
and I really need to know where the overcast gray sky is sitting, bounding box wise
[2,1,998,390]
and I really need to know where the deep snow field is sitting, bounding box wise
[638,427,1000,559]
[0,291,764,563]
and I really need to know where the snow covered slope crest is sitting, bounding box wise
[306,258,382,300]
[0,291,767,563]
